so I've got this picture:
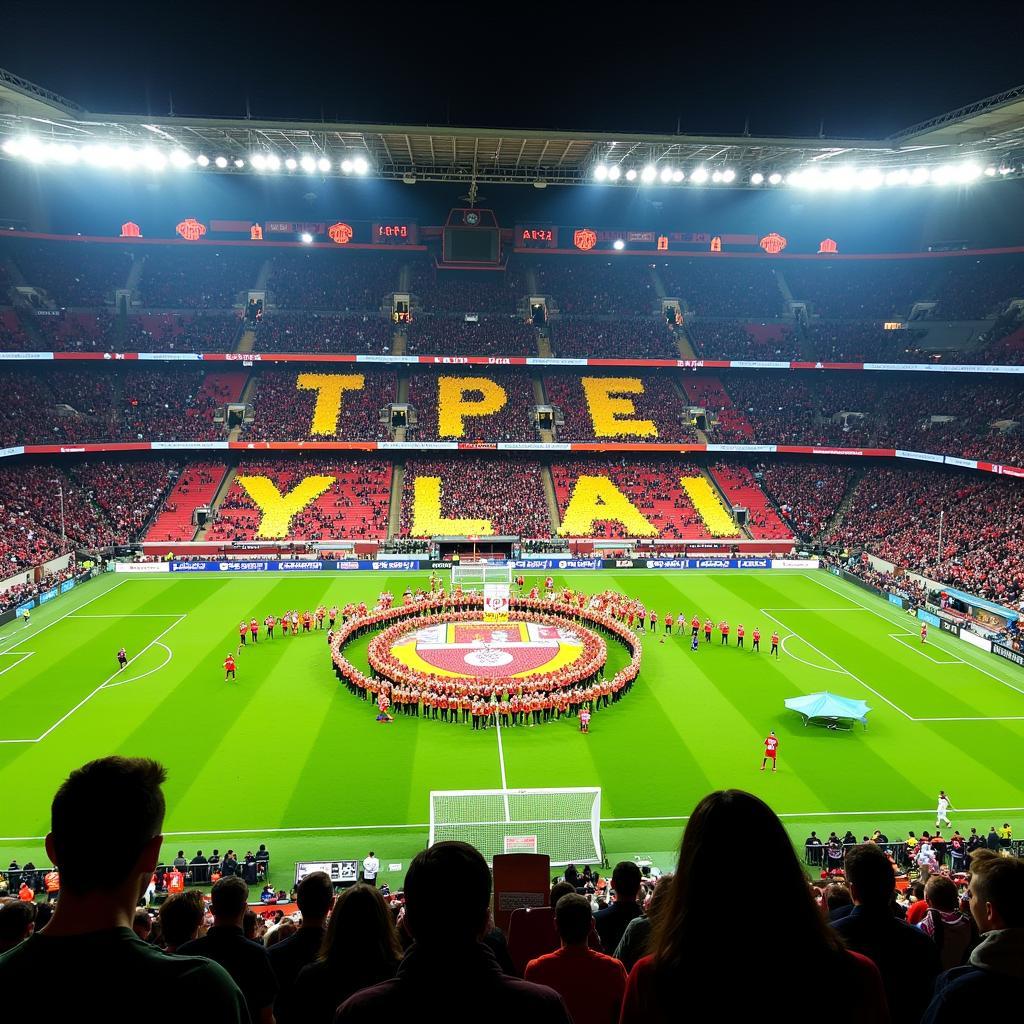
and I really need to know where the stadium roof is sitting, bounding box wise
[1,67,1023,187]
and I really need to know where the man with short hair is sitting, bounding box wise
[0,757,247,1023]
[918,874,977,971]
[525,893,627,1024]
[833,842,941,1022]
[337,841,571,1023]
[159,890,205,954]
[268,870,334,1024]
[593,861,643,955]
[0,902,35,954]
[179,875,278,1024]
[923,853,1024,1021]
[362,850,380,886]
[132,909,153,943]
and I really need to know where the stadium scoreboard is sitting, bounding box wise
[443,208,500,265]
[372,222,418,244]
[517,225,559,249]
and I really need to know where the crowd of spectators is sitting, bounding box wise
[687,319,800,359]
[407,369,538,442]
[828,467,1024,607]
[405,316,538,356]
[254,314,393,354]
[24,311,241,353]
[708,461,791,538]
[270,252,401,310]
[536,257,657,315]
[926,254,1024,321]
[804,322,931,362]
[551,458,731,539]
[68,458,181,538]
[400,458,550,537]
[681,376,754,441]
[145,462,224,542]
[549,317,679,358]
[660,259,784,317]
[139,249,264,309]
[544,373,697,442]
[2,240,132,306]
[758,462,852,539]
[207,459,391,542]
[0,561,81,616]
[784,259,937,319]
[409,265,522,314]
[0,309,30,352]
[243,370,396,442]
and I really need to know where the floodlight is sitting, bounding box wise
[768,172,782,185]
[266,154,280,171]
[594,164,608,181]
[641,165,657,183]
[608,165,621,181]
[750,172,764,185]
[690,167,708,183]
[660,167,673,183]
[885,169,908,186]
[909,167,929,186]
[233,158,244,169]
[317,156,331,172]
[2,138,21,156]
[341,159,354,174]
[300,155,316,172]
[251,154,267,171]
[196,154,210,167]
[170,149,193,169]
[672,169,684,182]
[353,155,369,174]
[215,156,228,168]
[625,168,637,181]
[301,233,313,244]
[613,239,625,250]
[722,168,735,183]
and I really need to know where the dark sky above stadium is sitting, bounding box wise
[2,1,1022,139]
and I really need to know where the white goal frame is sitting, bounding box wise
[450,562,513,590]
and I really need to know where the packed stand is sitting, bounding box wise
[407,369,538,442]
[254,314,393,353]
[708,462,792,538]
[659,258,783,317]
[549,317,679,358]
[0,309,30,352]
[270,252,400,310]
[405,315,537,356]
[207,459,391,541]
[243,370,396,442]
[552,457,733,539]
[536,257,657,315]
[543,373,697,442]
[3,239,132,306]
[68,458,180,538]
[138,248,264,309]
[687,319,799,359]
[33,312,241,353]
[927,254,1024,320]
[804,322,930,362]
[681,376,754,441]
[783,259,939,318]
[409,265,522,314]
[0,561,81,615]
[400,458,550,537]
[758,462,852,539]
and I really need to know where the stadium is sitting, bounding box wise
[1,13,1023,1020]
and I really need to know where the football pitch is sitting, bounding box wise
[1,568,1022,887]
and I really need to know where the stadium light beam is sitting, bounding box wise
[353,156,369,175]
[641,165,657,183]
[341,159,354,174]
[671,169,684,182]
[607,165,621,181]
[300,232,313,244]
[300,154,317,173]
[594,164,608,181]
[266,154,281,172]
[750,172,764,185]
[722,168,736,183]
[251,153,267,171]
[625,168,637,181]
[768,172,782,185]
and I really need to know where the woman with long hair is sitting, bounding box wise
[619,790,889,1022]
[291,883,402,1024]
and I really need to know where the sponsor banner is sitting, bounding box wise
[0,352,54,360]
[896,449,944,463]
[150,441,230,450]
[509,558,600,570]
[728,360,792,369]
[940,618,960,636]
[429,561,453,571]
[333,561,362,570]
[276,561,325,571]
[772,559,820,569]
[705,444,778,453]
[525,357,589,367]
[498,442,573,451]
[59,579,76,594]
[370,560,426,570]
[992,642,1024,668]
[137,352,203,361]
[614,559,635,568]
[38,587,59,605]
[0,446,25,459]
[888,593,905,608]
[483,583,511,623]
[945,456,979,470]
[115,562,170,574]
[959,629,992,652]
[16,600,36,616]
[864,362,1024,374]
[353,354,414,364]
[918,609,941,627]
[377,441,458,450]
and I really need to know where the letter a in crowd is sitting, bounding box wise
[295,374,367,435]
[437,376,508,437]
[410,477,494,536]
[236,475,336,539]
[558,476,658,537]
[580,378,657,438]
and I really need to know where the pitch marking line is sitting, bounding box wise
[101,642,174,689]
[0,578,128,658]
[759,606,915,719]
[779,634,845,674]
[888,633,963,665]
[0,652,34,678]
[807,573,1024,710]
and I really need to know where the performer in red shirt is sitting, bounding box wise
[736,624,745,649]
[664,613,673,635]
[264,614,276,639]
[719,620,730,646]
[920,622,928,644]
[751,627,761,653]
[224,654,236,681]
[691,615,700,639]
[704,618,713,643]
[249,617,259,643]
[237,621,248,647]
[761,730,778,772]
[770,630,780,658]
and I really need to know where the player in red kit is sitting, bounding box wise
[691,615,701,640]
[761,730,778,772]
[921,622,928,644]
[545,576,554,594]
[649,610,658,634]
[719,620,730,646]
[237,621,248,648]
[264,614,275,639]
[770,631,780,657]
[224,654,236,681]
[249,617,258,643]
[704,618,713,643]
[664,612,673,635]
[751,627,761,652]
[736,624,745,649]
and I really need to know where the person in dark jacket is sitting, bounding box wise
[593,861,642,954]
[336,841,571,1024]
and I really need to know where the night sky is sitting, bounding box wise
[0,2,1022,139]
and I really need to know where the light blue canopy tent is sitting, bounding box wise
[785,692,871,730]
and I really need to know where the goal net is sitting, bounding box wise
[429,787,601,866]
[450,562,513,590]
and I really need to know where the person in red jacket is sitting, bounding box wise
[619,790,889,1024]
[224,654,236,681]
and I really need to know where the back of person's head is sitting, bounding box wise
[210,875,249,920]
[159,890,204,948]
[404,841,491,945]
[320,882,402,970]
[924,875,959,913]
[296,871,334,920]
[243,910,259,941]
[651,790,842,982]
[611,860,642,901]
[968,848,999,873]
[844,843,896,907]
[825,883,853,912]
[0,901,35,953]
[133,909,153,938]
[910,881,925,900]
[554,893,592,945]
[48,757,166,893]
[550,881,576,909]
[969,855,1024,929]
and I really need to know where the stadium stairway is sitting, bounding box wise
[388,462,405,538]
[774,267,795,306]
[236,327,256,353]
[650,264,667,299]
[709,463,790,539]
[393,328,406,355]
[822,468,863,540]
[255,259,273,292]
[124,255,144,295]
[145,462,229,542]
[536,329,554,357]
[541,466,562,534]
[676,329,697,359]
[198,466,239,540]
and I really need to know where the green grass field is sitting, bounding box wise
[2,568,1022,888]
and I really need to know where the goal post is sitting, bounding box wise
[428,787,602,866]
[450,561,513,590]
